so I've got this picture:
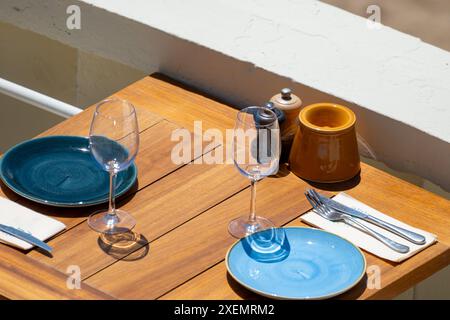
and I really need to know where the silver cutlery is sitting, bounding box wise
[305,190,410,254]
[0,224,53,254]
[314,190,426,245]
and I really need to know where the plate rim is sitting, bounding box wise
[225,226,367,300]
[0,135,137,207]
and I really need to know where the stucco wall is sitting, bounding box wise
[1,0,448,193]
[0,22,70,151]
[322,0,450,51]
[0,22,146,152]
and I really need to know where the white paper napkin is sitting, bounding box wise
[0,197,66,250]
[301,193,437,262]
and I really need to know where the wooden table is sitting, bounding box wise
[0,74,449,300]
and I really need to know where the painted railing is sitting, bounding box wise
[0,77,82,118]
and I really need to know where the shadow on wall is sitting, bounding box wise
[1,0,448,194]
[0,21,146,152]
[73,4,444,192]
[157,46,450,194]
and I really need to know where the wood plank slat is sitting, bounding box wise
[0,73,449,300]
[38,95,163,138]
[28,161,249,278]
[85,172,322,299]
[116,74,237,134]
[161,163,450,300]
[15,120,184,231]
[0,95,163,221]
[160,220,449,300]
[343,165,450,246]
[0,245,114,300]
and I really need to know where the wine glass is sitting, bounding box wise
[88,99,139,234]
[228,106,280,238]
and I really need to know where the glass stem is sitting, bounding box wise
[249,179,257,223]
[108,171,117,216]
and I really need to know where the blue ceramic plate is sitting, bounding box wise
[226,227,366,299]
[0,136,137,207]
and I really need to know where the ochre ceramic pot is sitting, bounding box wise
[289,103,360,183]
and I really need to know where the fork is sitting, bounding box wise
[305,191,410,254]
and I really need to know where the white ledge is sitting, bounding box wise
[79,0,450,143]
[2,0,449,142]
[1,0,450,191]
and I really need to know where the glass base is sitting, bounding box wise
[88,209,136,234]
[228,216,275,239]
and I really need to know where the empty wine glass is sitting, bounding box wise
[228,106,280,238]
[88,99,139,234]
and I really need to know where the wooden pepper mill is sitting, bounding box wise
[270,88,302,162]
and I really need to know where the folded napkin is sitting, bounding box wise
[0,197,66,250]
[301,193,437,262]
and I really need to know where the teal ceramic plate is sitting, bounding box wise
[0,136,137,207]
[226,227,366,300]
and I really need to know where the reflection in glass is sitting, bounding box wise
[228,106,280,238]
[88,99,139,234]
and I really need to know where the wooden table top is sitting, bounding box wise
[0,74,449,300]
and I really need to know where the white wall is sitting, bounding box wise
[0,22,146,152]
[76,50,146,108]
[321,0,450,52]
[0,0,448,193]
[0,22,71,151]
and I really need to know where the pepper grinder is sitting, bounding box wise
[270,88,302,162]
[252,103,285,166]
[264,102,285,125]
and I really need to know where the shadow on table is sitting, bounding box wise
[226,273,265,300]
[335,273,368,300]
[271,163,291,178]
[226,271,369,300]
[226,226,368,300]
[302,172,361,192]
[0,180,19,199]
[269,163,361,192]
[98,230,149,261]
[0,179,139,221]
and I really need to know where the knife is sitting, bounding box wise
[0,224,53,254]
[318,194,426,245]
